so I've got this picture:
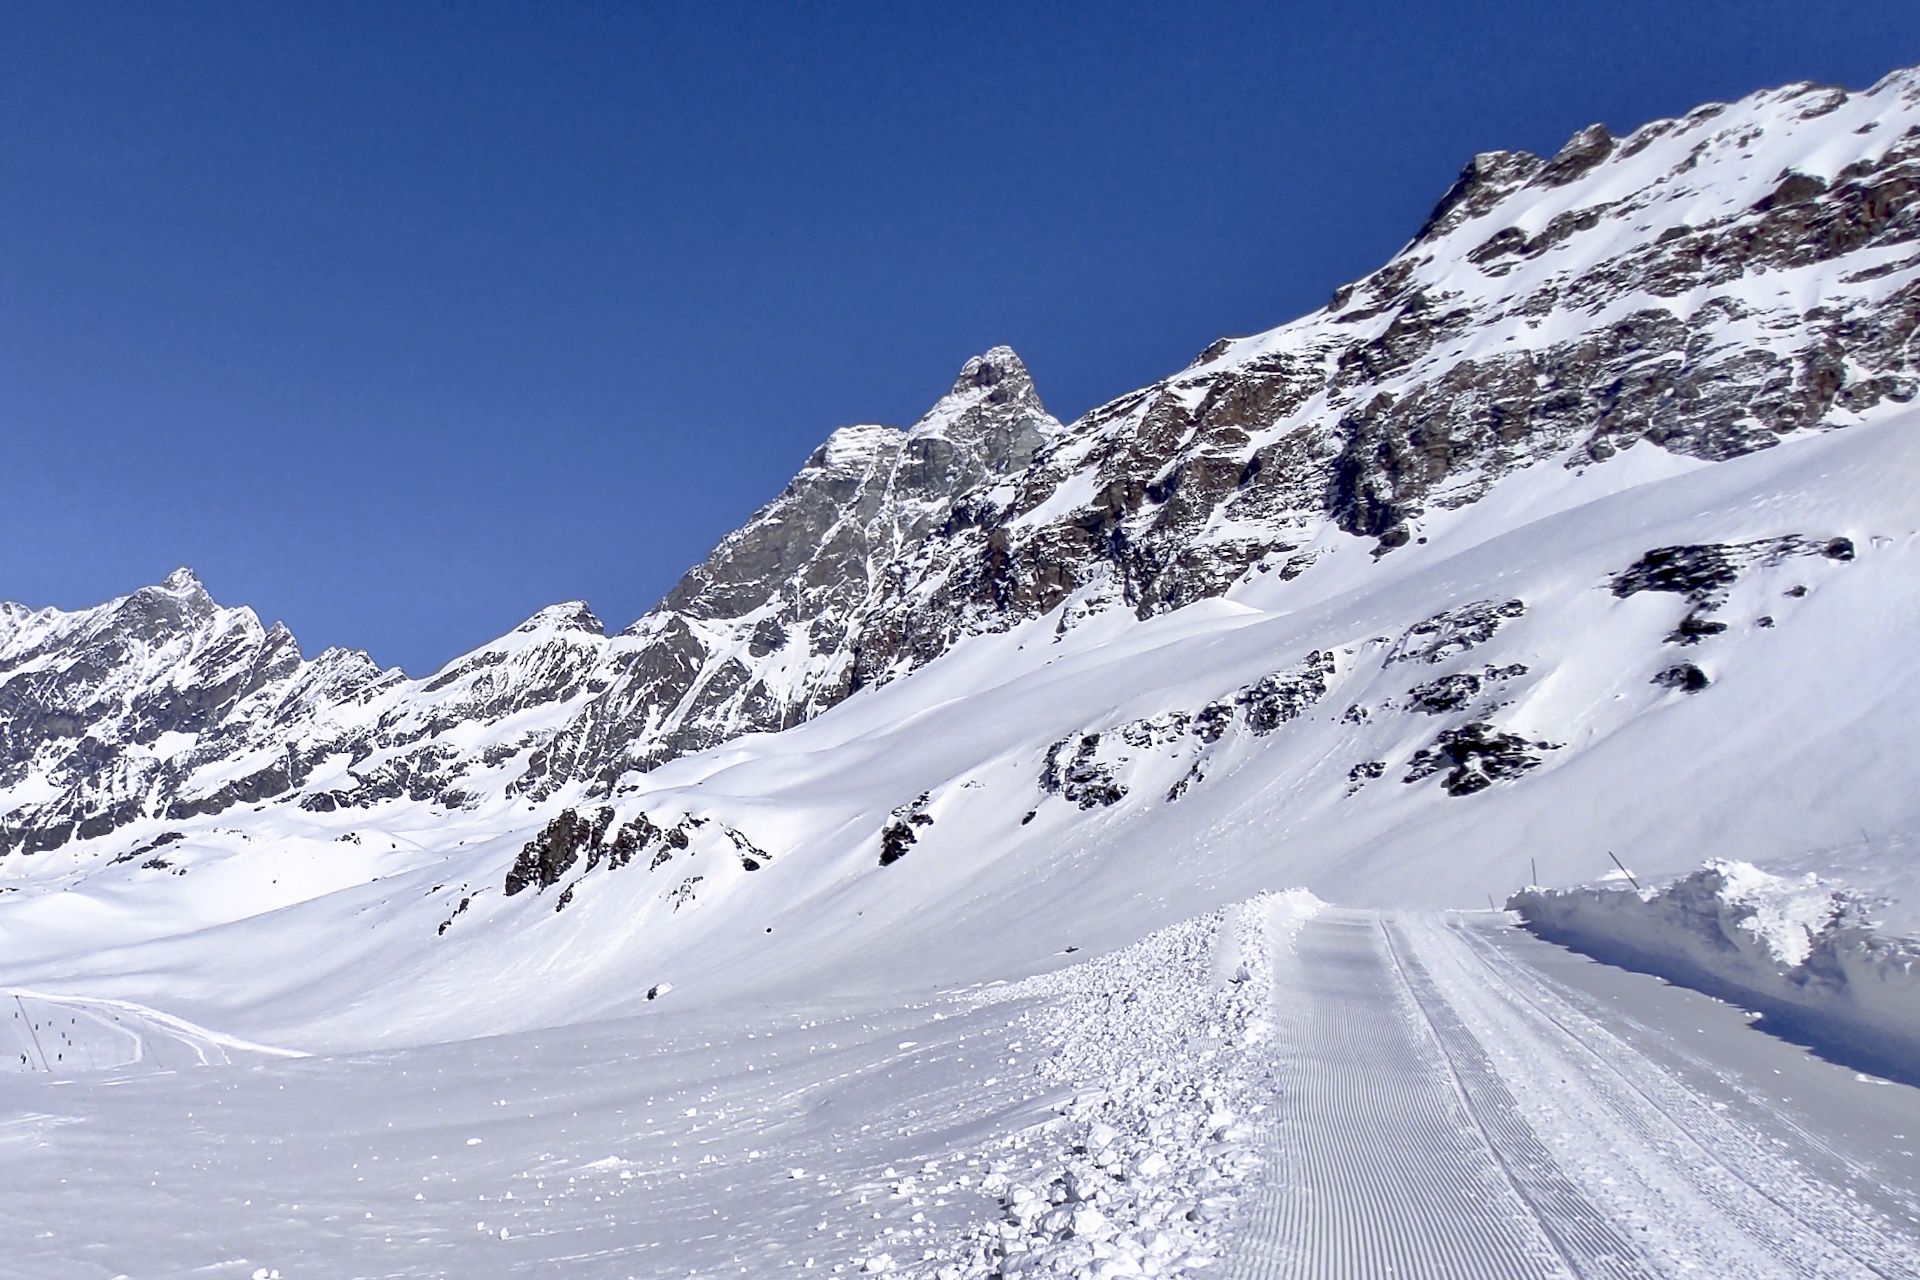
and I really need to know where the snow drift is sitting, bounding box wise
[1509,860,1920,1079]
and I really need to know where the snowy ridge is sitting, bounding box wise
[1510,860,1920,1077]
[7,68,1920,862]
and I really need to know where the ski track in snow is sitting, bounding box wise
[1221,910,1920,1280]
[3,988,302,1073]
[1227,911,1573,1280]
[1,904,1916,1278]
[1426,917,1920,1278]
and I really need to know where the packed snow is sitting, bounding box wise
[1510,859,1920,1080]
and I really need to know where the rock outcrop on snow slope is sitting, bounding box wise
[5,67,1920,858]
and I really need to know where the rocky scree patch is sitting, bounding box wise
[1038,651,1339,810]
[502,806,768,909]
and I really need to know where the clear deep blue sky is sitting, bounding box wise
[6,2,1918,674]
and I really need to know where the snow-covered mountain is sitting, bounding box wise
[9,70,1918,865]
[11,64,1920,1280]
[4,66,1920,1051]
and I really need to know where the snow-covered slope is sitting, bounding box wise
[4,67,1920,1058]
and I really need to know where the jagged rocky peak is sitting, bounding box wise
[113,566,229,635]
[904,345,1057,484]
[1410,149,1545,244]
[156,565,210,598]
[660,346,1062,622]
[516,601,605,636]
[798,345,1053,477]
[519,347,1069,795]
[932,344,1045,420]
[1533,122,1614,187]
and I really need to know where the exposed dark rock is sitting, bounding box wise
[436,894,473,936]
[504,808,613,897]
[1404,722,1552,796]
[1612,535,1849,604]
[1191,702,1234,743]
[1405,672,1481,715]
[1611,544,1741,602]
[667,877,702,911]
[1534,123,1615,188]
[878,792,935,867]
[1041,735,1127,809]
[1652,663,1711,693]
[1345,760,1387,796]
[1385,601,1526,666]
[1237,650,1337,733]
[1666,611,1730,646]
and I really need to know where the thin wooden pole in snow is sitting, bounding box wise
[1608,850,1641,890]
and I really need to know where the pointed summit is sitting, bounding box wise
[911,345,1056,461]
[516,601,606,636]
[947,345,1037,407]
[160,566,210,598]
[120,564,215,625]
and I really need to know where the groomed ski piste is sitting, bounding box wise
[4,891,1918,1277]
[3,988,304,1074]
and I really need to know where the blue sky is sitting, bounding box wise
[6,2,1918,674]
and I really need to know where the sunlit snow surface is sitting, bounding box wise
[6,406,1920,1272]
[9,70,1920,1270]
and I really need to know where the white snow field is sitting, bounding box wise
[3,904,1918,1279]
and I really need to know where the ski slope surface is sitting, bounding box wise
[1,905,1915,1279]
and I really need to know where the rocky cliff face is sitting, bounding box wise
[6,67,1920,858]
[515,345,1062,793]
